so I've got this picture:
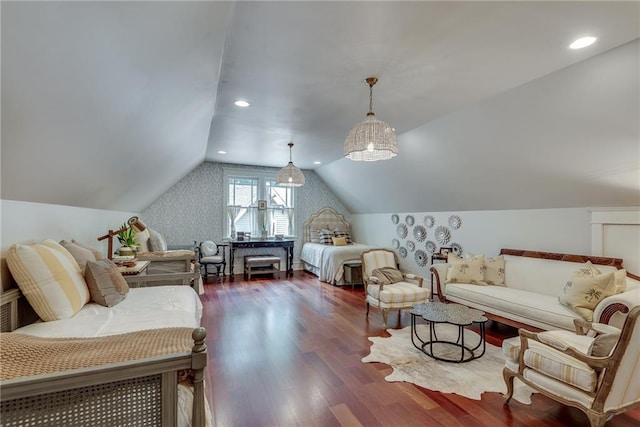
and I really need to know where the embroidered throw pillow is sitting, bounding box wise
[7,239,90,321]
[445,257,484,284]
[558,272,615,321]
[85,259,130,307]
[572,261,627,294]
[482,255,506,286]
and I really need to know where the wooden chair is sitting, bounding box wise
[361,249,429,328]
[198,240,225,281]
[503,306,640,427]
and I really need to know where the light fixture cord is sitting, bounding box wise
[369,84,374,115]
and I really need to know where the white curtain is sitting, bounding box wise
[226,205,242,239]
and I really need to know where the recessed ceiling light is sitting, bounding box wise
[569,36,597,50]
[217,150,227,154]
[234,100,250,107]
[313,161,322,165]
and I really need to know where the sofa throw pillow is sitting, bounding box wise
[558,272,615,321]
[571,262,627,294]
[333,230,352,244]
[371,267,404,286]
[445,258,484,285]
[331,236,348,246]
[60,240,97,273]
[147,228,168,252]
[7,239,90,321]
[71,240,104,260]
[319,230,334,245]
[85,259,130,307]
[482,255,506,286]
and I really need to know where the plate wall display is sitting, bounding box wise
[414,249,428,267]
[413,225,427,242]
[391,213,400,225]
[434,226,451,245]
[396,223,408,239]
[405,215,415,226]
[407,241,415,252]
[448,215,462,230]
[425,240,436,254]
[424,215,435,228]
[391,239,400,249]
[399,247,407,258]
[450,243,463,256]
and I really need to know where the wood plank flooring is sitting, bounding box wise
[200,271,640,427]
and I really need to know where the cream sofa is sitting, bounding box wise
[430,249,640,331]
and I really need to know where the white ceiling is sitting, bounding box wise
[2,1,639,213]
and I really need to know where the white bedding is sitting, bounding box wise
[13,285,209,427]
[301,242,373,285]
[14,286,202,338]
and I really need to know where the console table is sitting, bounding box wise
[229,239,294,276]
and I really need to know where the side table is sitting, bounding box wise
[117,260,150,286]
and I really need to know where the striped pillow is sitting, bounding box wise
[7,239,90,321]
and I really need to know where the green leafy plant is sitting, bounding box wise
[117,223,137,247]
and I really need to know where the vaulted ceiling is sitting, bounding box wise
[2,2,639,214]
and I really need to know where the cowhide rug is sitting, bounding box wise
[362,323,535,404]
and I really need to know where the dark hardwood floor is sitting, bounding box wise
[200,271,640,427]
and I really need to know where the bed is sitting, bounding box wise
[0,286,212,427]
[300,207,378,286]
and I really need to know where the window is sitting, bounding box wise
[223,168,296,239]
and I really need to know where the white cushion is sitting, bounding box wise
[200,240,218,257]
[7,239,90,321]
[366,281,429,305]
[446,283,580,330]
[201,256,223,263]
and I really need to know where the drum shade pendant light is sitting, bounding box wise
[344,77,398,161]
[276,142,305,187]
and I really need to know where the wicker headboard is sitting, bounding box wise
[303,207,350,243]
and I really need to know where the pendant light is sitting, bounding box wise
[344,77,398,161]
[276,142,305,187]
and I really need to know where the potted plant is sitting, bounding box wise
[117,223,137,256]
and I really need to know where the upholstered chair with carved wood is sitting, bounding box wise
[361,248,430,328]
[199,240,226,281]
[503,306,640,427]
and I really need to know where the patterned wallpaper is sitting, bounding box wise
[141,161,349,273]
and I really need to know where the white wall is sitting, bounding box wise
[352,208,593,277]
[1,199,137,290]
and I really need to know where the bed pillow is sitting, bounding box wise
[558,272,615,321]
[319,230,334,245]
[148,228,168,252]
[59,240,97,273]
[372,267,404,286]
[331,236,347,246]
[84,259,130,307]
[71,240,104,260]
[6,239,90,321]
[333,230,352,244]
[134,228,151,252]
[309,226,322,244]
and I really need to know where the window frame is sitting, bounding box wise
[222,167,297,239]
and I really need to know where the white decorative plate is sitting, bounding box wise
[405,215,415,227]
[391,214,400,225]
[415,249,428,267]
[407,241,415,252]
[391,239,400,249]
[425,240,436,254]
[397,223,408,239]
[448,215,462,230]
[399,247,408,258]
[413,225,427,242]
[424,215,435,228]
[434,226,451,245]
[450,242,463,256]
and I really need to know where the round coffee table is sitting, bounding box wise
[410,301,488,363]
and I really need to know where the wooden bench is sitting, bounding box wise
[244,255,281,280]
